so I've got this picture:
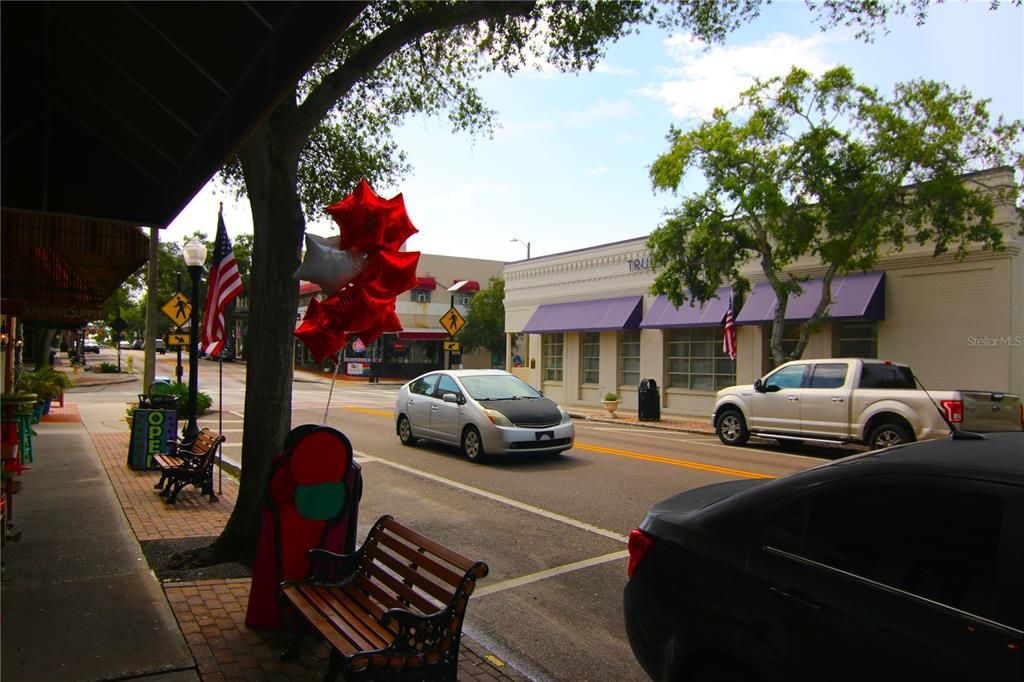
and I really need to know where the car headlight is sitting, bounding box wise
[483,408,513,427]
[559,407,571,423]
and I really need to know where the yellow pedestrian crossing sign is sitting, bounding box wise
[443,341,461,352]
[439,307,466,336]
[161,292,191,327]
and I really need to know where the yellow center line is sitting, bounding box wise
[343,407,393,417]
[575,442,775,479]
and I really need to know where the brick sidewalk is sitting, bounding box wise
[85,416,525,681]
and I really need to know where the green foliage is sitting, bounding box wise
[98,362,120,374]
[604,392,618,402]
[161,381,213,419]
[647,65,1022,364]
[17,367,74,400]
[459,277,506,359]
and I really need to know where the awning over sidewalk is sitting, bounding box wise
[522,296,643,333]
[735,272,885,324]
[641,287,732,328]
[415,277,436,290]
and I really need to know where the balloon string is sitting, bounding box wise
[323,351,343,424]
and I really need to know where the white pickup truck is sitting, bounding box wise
[712,358,1022,450]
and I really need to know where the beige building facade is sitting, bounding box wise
[504,166,1022,419]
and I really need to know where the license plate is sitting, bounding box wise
[536,431,554,440]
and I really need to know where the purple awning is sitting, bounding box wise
[522,296,643,333]
[735,272,885,324]
[640,287,732,328]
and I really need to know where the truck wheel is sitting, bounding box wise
[869,422,912,449]
[716,409,749,446]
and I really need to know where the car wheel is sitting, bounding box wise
[715,409,749,446]
[462,426,487,462]
[397,415,417,446]
[868,422,912,449]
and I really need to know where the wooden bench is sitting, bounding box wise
[153,428,225,503]
[280,515,489,681]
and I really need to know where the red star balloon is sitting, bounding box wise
[294,179,420,362]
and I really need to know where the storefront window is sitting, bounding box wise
[618,330,640,388]
[412,288,432,303]
[667,328,736,391]
[581,332,600,385]
[542,333,564,382]
[835,320,878,358]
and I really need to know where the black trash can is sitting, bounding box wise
[638,378,660,421]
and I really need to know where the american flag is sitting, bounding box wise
[722,298,737,360]
[200,210,244,357]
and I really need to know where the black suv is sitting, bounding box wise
[624,433,1023,682]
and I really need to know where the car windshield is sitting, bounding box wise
[459,374,542,401]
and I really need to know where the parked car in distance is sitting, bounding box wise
[82,339,100,353]
[154,339,167,354]
[118,339,131,349]
[131,339,144,350]
[623,432,1024,682]
[394,369,575,462]
[712,358,1022,450]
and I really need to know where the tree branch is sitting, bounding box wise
[293,1,536,143]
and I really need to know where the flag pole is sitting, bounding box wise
[323,351,343,424]
[218,357,223,494]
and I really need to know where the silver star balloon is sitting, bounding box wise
[293,233,368,294]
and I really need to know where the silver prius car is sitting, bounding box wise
[394,369,575,462]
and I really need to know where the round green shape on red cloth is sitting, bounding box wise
[295,482,347,520]
[290,431,351,485]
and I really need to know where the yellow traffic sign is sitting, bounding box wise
[439,307,466,336]
[167,332,190,347]
[443,341,461,352]
[161,292,191,327]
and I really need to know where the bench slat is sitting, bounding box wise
[305,585,390,652]
[373,542,458,606]
[377,531,465,590]
[283,585,363,657]
[361,560,441,615]
[381,517,477,572]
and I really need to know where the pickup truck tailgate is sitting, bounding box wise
[961,391,1022,432]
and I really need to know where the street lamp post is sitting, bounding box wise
[510,238,530,259]
[182,238,208,442]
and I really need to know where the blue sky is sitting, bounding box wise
[166,1,1023,262]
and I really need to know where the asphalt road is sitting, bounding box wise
[73,351,833,681]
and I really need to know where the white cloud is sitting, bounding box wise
[585,164,609,176]
[563,98,635,126]
[593,61,636,76]
[644,32,837,120]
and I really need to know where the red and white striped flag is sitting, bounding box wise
[200,210,244,357]
[722,299,737,360]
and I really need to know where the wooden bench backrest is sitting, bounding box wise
[188,429,222,456]
[354,516,488,624]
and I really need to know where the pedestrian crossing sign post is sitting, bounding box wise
[161,292,191,327]
[439,307,466,336]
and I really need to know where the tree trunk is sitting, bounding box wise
[209,111,305,563]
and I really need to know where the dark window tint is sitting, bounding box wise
[435,375,460,398]
[765,484,1003,620]
[859,363,915,389]
[809,363,848,389]
[411,374,439,396]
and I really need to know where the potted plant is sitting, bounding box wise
[17,367,73,417]
[602,392,620,416]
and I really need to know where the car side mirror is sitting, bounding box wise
[442,393,461,404]
[753,379,765,393]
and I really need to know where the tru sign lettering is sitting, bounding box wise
[628,257,650,272]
